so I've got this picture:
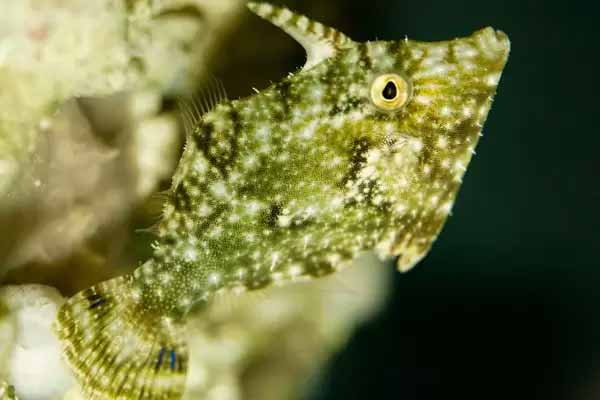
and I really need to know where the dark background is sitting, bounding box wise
[224,1,599,399]
[314,1,598,400]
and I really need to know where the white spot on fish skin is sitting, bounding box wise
[197,202,212,217]
[437,136,448,149]
[409,138,424,153]
[210,182,228,198]
[304,206,317,218]
[296,15,310,30]
[256,125,271,141]
[439,201,454,215]
[303,235,311,251]
[160,273,173,285]
[411,48,424,60]
[395,203,408,215]
[142,262,155,275]
[428,44,448,58]
[330,195,344,208]
[276,8,294,24]
[246,201,262,215]
[270,252,280,271]
[348,110,363,121]
[462,105,474,118]
[398,177,409,188]
[207,273,221,286]
[278,214,292,227]
[414,94,433,105]
[167,219,179,231]
[485,73,501,86]
[309,86,324,100]
[300,121,318,139]
[130,288,142,301]
[184,217,194,231]
[462,61,475,71]
[208,226,223,238]
[368,42,387,58]
[454,42,478,59]
[243,154,258,168]
[179,297,192,309]
[184,247,198,262]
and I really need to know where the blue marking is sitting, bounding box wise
[89,298,106,309]
[87,293,102,302]
[170,350,176,371]
[156,348,166,371]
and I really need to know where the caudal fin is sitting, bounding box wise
[54,275,188,399]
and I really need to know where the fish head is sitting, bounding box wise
[249,2,510,271]
[306,29,510,270]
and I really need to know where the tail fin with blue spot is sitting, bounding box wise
[54,275,188,399]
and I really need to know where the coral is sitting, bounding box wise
[0,285,73,400]
[0,0,244,275]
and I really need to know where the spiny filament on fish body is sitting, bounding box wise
[54,3,510,400]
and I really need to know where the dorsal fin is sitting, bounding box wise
[247,2,355,70]
[178,77,228,137]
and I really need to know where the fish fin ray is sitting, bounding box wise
[177,76,229,137]
[54,275,188,400]
[247,2,355,69]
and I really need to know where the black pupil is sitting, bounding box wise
[382,81,397,100]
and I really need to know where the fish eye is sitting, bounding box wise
[370,73,411,112]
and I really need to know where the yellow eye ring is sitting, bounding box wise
[370,73,411,112]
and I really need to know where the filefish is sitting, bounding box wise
[55,2,510,398]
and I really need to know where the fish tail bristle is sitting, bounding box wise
[54,275,188,400]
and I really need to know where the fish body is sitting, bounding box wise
[55,3,510,399]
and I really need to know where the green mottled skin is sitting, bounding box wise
[138,30,509,318]
[55,3,509,399]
